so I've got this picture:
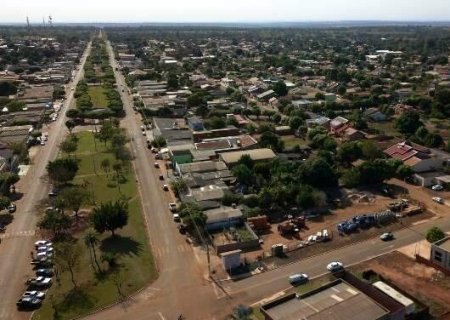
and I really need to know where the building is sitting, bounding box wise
[261,279,391,320]
[430,237,450,272]
[219,148,276,167]
[257,90,276,101]
[187,117,204,131]
[204,206,243,232]
[384,141,443,173]
[343,127,366,141]
[365,108,387,122]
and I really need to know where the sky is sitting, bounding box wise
[2,0,450,23]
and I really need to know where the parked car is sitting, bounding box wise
[326,261,344,272]
[36,251,53,259]
[432,185,444,191]
[159,175,164,181]
[154,162,160,168]
[163,184,169,191]
[0,224,6,232]
[26,277,52,288]
[169,203,177,212]
[22,291,46,300]
[35,268,54,277]
[35,240,52,248]
[48,186,59,197]
[8,203,16,213]
[178,224,187,234]
[173,213,181,222]
[380,232,394,241]
[433,197,444,204]
[288,273,309,286]
[16,297,42,309]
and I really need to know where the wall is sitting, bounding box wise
[416,254,450,276]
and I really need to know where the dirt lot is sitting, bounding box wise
[350,251,450,318]
[243,189,433,263]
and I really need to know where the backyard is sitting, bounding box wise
[33,131,156,320]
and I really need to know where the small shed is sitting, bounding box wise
[221,249,242,271]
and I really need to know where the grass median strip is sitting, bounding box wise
[33,131,156,320]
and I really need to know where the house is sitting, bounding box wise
[365,108,387,122]
[329,116,349,134]
[430,237,450,273]
[393,104,416,115]
[292,99,312,108]
[191,185,227,203]
[305,116,331,129]
[384,141,443,173]
[204,206,243,232]
[0,143,18,172]
[324,92,336,102]
[219,148,276,167]
[257,90,276,101]
[187,117,204,131]
[343,127,366,141]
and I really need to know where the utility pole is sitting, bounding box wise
[26,16,31,33]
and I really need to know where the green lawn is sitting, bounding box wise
[88,86,108,108]
[281,135,307,150]
[33,131,156,320]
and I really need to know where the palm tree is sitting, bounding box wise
[84,230,101,272]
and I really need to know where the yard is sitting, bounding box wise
[88,86,108,108]
[33,131,156,320]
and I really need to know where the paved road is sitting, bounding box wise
[224,214,450,306]
[81,40,233,320]
[0,43,91,320]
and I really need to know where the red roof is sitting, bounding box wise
[384,142,418,161]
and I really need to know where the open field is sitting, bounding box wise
[32,131,156,320]
[88,86,108,108]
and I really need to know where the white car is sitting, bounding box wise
[327,261,344,272]
[37,246,53,253]
[36,251,53,259]
[169,203,177,212]
[173,213,181,222]
[432,185,444,191]
[433,197,444,204]
[35,240,52,247]
[22,291,46,299]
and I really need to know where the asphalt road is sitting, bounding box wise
[224,214,450,306]
[81,40,234,320]
[0,42,91,320]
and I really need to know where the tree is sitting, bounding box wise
[298,158,338,188]
[38,210,71,237]
[337,142,362,164]
[289,116,304,130]
[178,202,207,231]
[91,200,129,236]
[151,136,167,148]
[65,119,76,134]
[232,164,254,185]
[0,173,20,195]
[59,187,89,219]
[187,92,205,107]
[0,81,17,96]
[170,179,188,197]
[0,196,11,210]
[424,133,443,148]
[84,230,101,272]
[59,137,78,156]
[55,242,81,288]
[47,158,79,185]
[396,165,414,179]
[296,185,315,209]
[204,116,226,130]
[395,111,423,136]
[337,85,347,95]
[101,158,111,175]
[272,81,288,96]
[260,131,284,152]
[426,226,445,243]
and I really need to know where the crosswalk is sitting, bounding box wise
[0,230,36,239]
[152,244,191,258]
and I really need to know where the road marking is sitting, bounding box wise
[158,312,166,320]
[0,229,35,239]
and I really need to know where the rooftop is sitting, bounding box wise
[219,148,276,165]
[263,281,389,320]
[435,237,450,252]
